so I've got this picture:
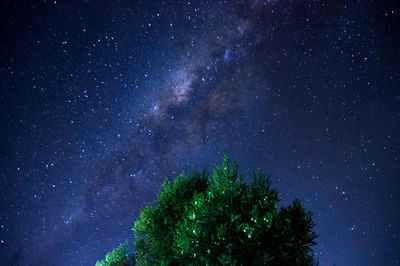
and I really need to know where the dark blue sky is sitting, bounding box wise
[0,0,399,265]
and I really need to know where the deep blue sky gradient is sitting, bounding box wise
[0,0,399,265]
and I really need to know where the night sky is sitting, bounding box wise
[0,0,399,265]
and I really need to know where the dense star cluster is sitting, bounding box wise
[0,0,399,265]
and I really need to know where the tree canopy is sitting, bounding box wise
[95,241,134,266]
[96,155,318,265]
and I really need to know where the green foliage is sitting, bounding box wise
[132,155,319,265]
[133,168,209,265]
[95,241,134,266]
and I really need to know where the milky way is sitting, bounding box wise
[0,0,399,265]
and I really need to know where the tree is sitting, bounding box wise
[95,241,134,266]
[132,155,318,265]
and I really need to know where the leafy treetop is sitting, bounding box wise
[132,155,318,265]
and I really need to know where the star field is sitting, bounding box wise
[0,0,399,265]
